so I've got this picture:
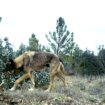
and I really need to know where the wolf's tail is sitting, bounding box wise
[60,62,66,75]
[58,58,65,74]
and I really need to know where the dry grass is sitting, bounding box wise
[1,75,105,105]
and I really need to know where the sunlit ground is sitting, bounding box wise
[1,75,105,105]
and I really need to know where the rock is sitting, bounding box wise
[66,96,73,102]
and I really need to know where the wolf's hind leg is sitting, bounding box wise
[57,63,67,87]
[45,63,59,92]
[28,72,35,91]
[56,72,66,87]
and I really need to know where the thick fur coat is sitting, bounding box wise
[7,51,66,92]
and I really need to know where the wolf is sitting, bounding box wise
[7,51,66,92]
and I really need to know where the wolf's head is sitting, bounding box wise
[6,59,23,74]
[5,59,17,73]
[6,59,16,69]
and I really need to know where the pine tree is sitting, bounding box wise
[97,45,105,73]
[0,37,14,72]
[46,17,75,56]
[15,43,26,56]
[27,33,50,52]
[27,33,39,51]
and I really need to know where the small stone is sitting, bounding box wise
[0,97,4,101]
[0,93,3,96]
[18,99,23,103]
[66,96,73,102]
[42,101,48,105]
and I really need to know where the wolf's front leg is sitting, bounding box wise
[9,73,30,91]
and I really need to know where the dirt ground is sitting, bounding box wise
[0,76,105,105]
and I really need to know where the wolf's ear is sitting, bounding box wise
[9,59,16,69]
[6,59,16,70]
[9,59,14,64]
[9,59,16,67]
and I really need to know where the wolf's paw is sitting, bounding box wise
[9,87,15,91]
[28,88,35,91]
[64,83,68,87]
[45,89,50,93]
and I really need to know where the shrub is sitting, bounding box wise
[0,70,50,90]
[33,70,50,88]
